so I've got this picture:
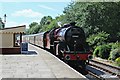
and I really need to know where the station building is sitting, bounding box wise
[0,25,26,54]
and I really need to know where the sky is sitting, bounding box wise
[0,0,72,29]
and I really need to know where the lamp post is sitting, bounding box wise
[3,14,7,28]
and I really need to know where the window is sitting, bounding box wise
[14,33,21,47]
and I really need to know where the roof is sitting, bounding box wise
[23,32,45,37]
[0,25,26,34]
[0,25,26,30]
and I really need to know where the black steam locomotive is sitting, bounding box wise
[23,22,92,69]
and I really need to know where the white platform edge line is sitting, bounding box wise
[30,44,88,79]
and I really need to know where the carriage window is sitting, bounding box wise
[14,33,20,47]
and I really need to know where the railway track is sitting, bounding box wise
[31,43,120,79]
[87,69,103,80]
[87,59,120,79]
[90,59,120,71]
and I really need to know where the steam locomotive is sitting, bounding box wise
[23,22,92,69]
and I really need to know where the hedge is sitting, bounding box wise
[109,48,120,61]
[93,44,111,59]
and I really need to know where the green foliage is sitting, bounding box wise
[93,44,111,59]
[109,48,120,61]
[40,16,52,26]
[108,42,120,61]
[83,2,120,39]
[27,22,40,34]
[47,19,58,30]
[63,2,90,27]
[87,31,109,49]
[55,15,67,26]
[62,2,120,41]
[39,16,53,32]
[27,16,54,34]
[111,42,120,50]
[93,42,120,60]
[115,57,120,66]
[0,17,4,29]
[29,22,38,29]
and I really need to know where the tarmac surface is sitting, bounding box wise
[0,44,87,79]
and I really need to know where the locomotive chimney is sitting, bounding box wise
[70,22,76,26]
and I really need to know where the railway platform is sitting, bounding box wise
[0,43,87,79]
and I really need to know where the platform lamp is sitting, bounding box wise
[3,14,7,28]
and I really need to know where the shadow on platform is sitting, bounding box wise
[1,51,37,55]
[21,51,37,55]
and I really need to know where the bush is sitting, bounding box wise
[93,46,100,57]
[109,48,120,61]
[87,31,109,49]
[115,57,120,66]
[93,44,111,59]
[93,42,120,60]
[111,42,120,50]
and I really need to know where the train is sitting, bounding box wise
[22,22,92,69]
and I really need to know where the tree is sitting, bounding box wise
[26,16,54,34]
[29,22,38,29]
[85,2,120,41]
[26,2,120,42]
[27,22,39,34]
[47,19,59,30]
[63,2,120,41]
[0,17,4,29]
[39,16,53,31]
[87,31,110,49]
